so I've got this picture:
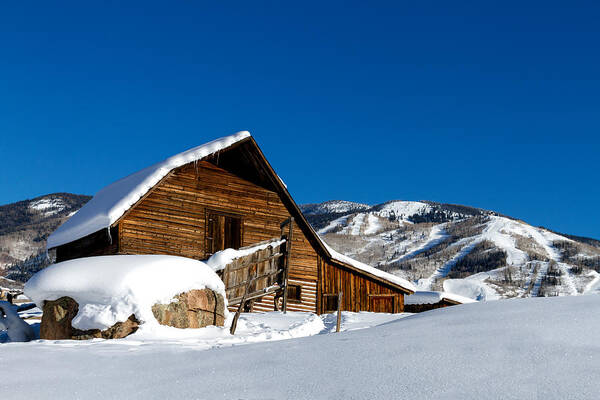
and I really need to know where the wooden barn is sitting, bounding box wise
[404,291,475,313]
[47,131,415,314]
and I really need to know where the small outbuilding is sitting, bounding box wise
[47,131,415,314]
[404,291,476,313]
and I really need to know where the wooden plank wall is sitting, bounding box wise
[251,278,317,313]
[318,256,404,314]
[404,300,453,313]
[119,161,319,312]
[221,242,283,305]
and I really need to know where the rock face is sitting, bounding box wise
[152,289,226,328]
[40,297,139,340]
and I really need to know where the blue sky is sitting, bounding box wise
[1,1,599,238]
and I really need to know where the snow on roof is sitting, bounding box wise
[405,290,476,305]
[47,131,251,249]
[321,240,416,293]
[24,255,227,331]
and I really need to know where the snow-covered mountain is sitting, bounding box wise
[0,193,91,282]
[302,200,600,301]
[3,193,600,302]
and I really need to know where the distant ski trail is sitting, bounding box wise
[418,239,479,290]
[349,214,366,235]
[531,261,549,297]
[318,215,349,235]
[558,262,578,295]
[584,272,600,294]
[387,225,449,265]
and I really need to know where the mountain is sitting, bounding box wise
[301,200,600,301]
[0,193,91,283]
[3,193,600,302]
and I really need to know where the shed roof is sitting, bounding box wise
[405,291,476,305]
[47,131,415,294]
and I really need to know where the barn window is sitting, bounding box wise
[205,211,243,257]
[287,284,302,302]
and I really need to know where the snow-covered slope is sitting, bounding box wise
[2,295,600,399]
[0,193,91,280]
[303,200,600,301]
[300,200,370,216]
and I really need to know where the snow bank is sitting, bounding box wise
[0,301,36,342]
[3,296,600,399]
[405,290,476,305]
[205,239,285,272]
[24,255,226,330]
[47,131,251,249]
[443,278,497,301]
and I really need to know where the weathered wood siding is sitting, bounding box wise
[318,256,404,314]
[118,161,319,312]
[404,300,454,313]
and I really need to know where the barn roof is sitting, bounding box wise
[47,131,251,249]
[47,131,415,294]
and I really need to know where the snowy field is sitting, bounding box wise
[2,295,600,399]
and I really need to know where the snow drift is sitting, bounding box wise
[2,295,600,399]
[24,255,226,330]
[0,301,36,342]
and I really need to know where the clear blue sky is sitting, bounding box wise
[1,1,599,239]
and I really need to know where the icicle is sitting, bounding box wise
[107,226,112,244]
[44,248,50,263]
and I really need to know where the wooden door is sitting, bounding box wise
[205,211,242,257]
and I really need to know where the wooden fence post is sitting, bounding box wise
[230,265,256,335]
[336,291,343,333]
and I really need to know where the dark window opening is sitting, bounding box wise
[206,211,243,257]
[322,294,340,313]
[287,284,302,302]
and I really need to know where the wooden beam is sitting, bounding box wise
[336,291,343,333]
[230,265,257,335]
[281,217,294,313]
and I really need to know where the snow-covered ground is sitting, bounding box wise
[2,295,599,399]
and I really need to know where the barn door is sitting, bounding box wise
[369,294,397,313]
[205,211,242,257]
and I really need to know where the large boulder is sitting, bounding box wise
[40,297,139,340]
[40,288,225,340]
[152,289,225,328]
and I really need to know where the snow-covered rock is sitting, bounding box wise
[0,301,35,342]
[25,255,227,331]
